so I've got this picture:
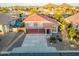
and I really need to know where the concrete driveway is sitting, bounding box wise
[12,34,57,53]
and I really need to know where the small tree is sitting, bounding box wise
[59,25,65,31]
[68,27,77,40]
[30,8,38,14]
[60,17,68,25]
[2,8,9,13]
[53,11,63,21]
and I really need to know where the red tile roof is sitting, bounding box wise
[24,13,60,26]
[65,13,79,24]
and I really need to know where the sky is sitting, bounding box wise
[0,0,79,6]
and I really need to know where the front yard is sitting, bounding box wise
[47,31,79,50]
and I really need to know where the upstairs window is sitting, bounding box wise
[43,23,52,27]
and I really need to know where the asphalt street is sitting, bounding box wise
[0,32,26,51]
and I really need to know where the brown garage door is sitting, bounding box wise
[26,29,45,33]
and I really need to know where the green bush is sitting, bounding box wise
[75,38,79,43]
[49,36,56,43]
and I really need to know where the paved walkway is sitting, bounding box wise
[12,34,57,53]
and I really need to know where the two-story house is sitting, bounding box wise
[23,13,60,34]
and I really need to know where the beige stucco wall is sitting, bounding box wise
[0,25,4,35]
[12,28,18,32]
[0,24,10,35]
[4,25,9,33]
[24,20,52,24]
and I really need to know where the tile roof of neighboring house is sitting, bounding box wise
[24,13,61,26]
[65,13,79,24]
[0,13,16,24]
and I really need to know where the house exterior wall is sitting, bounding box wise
[25,23,53,29]
[52,26,58,33]
[25,23,42,29]
[4,25,9,33]
[25,23,58,34]
[0,25,4,35]
[12,28,18,32]
[0,24,9,35]
[72,24,79,32]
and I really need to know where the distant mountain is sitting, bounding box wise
[59,3,73,8]
[0,3,79,7]
[43,3,58,8]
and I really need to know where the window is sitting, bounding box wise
[52,26,57,33]
[73,24,79,30]
[25,23,30,28]
[34,23,38,26]
[76,24,79,31]
[9,20,16,26]
[34,23,38,28]
[43,23,52,27]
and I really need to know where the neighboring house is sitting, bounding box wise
[65,13,79,31]
[23,13,60,34]
[0,13,17,35]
